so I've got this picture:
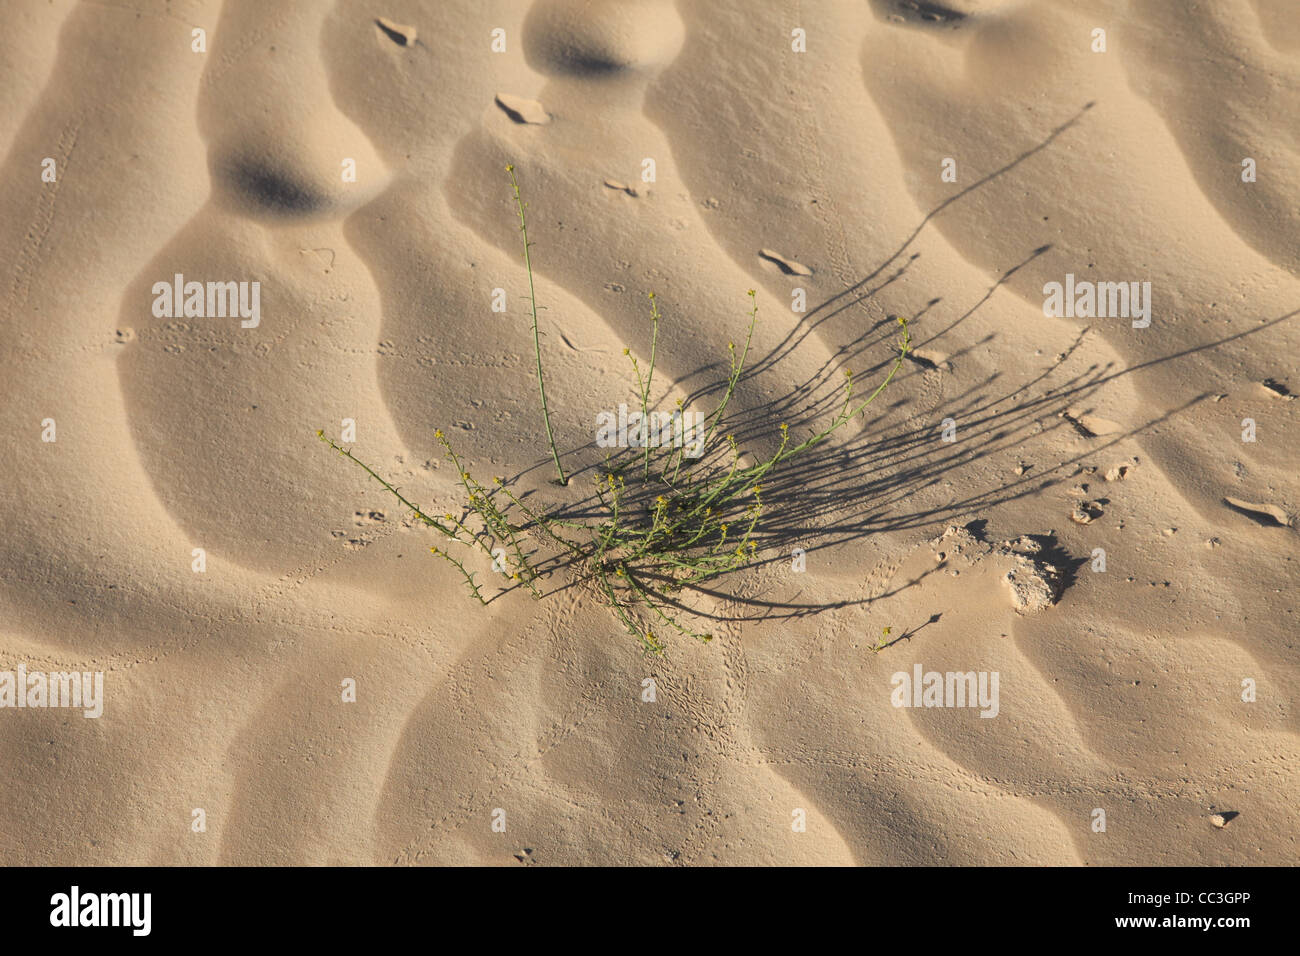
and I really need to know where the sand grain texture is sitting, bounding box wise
[0,0,1296,866]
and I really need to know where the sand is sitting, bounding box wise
[0,0,1295,866]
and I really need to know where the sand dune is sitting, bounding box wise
[0,0,1295,866]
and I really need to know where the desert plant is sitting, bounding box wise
[318,166,910,653]
[507,163,567,486]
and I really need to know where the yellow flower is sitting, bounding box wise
[505,163,514,172]
[435,429,444,439]
[622,347,630,355]
[315,429,324,438]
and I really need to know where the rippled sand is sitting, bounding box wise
[1,0,1296,865]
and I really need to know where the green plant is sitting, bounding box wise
[506,163,567,487]
[871,627,893,653]
[318,165,910,654]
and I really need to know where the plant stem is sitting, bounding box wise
[507,164,567,486]
[643,293,659,480]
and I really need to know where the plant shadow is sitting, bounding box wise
[455,100,1298,640]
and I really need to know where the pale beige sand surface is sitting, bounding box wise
[0,0,1296,865]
